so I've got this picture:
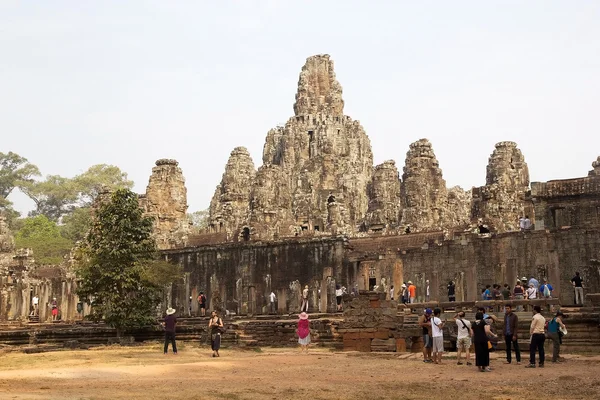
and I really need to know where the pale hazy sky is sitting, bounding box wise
[2,1,599,215]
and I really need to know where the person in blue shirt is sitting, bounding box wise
[546,311,566,363]
[539,279,554,299]
[528,277,540,290]
[482,285,492,300]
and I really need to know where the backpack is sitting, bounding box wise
[543,284,551,297]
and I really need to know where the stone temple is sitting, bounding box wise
[1,54,600,323]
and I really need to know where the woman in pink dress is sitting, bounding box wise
[297,312,311,353]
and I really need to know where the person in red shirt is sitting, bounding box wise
[408,281,417,303]
[297,312,311,353]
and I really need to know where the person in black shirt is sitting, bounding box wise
[447,281,456,302]
[163,307,177,355]
[571,272,584,305]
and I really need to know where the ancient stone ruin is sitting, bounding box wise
[139,158,189,250]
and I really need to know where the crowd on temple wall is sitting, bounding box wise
[418,305,567,372]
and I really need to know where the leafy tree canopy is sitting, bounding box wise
[23,164,134,222]
[188,209,209,230]
[76,189,181,337]
[0,151,40,201]
[14,215,73,265]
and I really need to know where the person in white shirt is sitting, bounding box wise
[335,285,343,311]
[425,280,430,302]
[31,295,39,316]
[268,292,277,314]
[389,285,395,301]
[431,308,446,364]
[526,284,538,300]
[454,311,473,365]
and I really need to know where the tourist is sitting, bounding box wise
[335,285,343,311]
[447,281,455,302]
[351,283,359,297]
[418,308,433,363]
[208,310,224,357]
[528,276,539,290]
[483,285,492,301]
[492,284,502,301]
[453,311,472,365]
[297,312,311,353]
[301,285,309,312]
[519,215,532,231]
[269,291,277,314]
[51,297,58,321]
[513,281,525,311]
[425,280,430,302]
[188,296,193,316]
[525,283,537,300]
[431,308,445,364]
[472,311,497,372]
[503,305,521,365]
[31,295,39,316]
[197,291,207,317]
[526,305,546,368]
[389,285,395,301]
[539,278,553,299]
[163,307,177,355]
[501,284,511,300]
[546,311,567,363]
[401,283,409,304]
[571,272,584,305]
[407,281,416,303]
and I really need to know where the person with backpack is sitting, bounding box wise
[546,311,567,363]
[197,292,207,317]
[453,311,473,366]
[539,279,553,299]
[503,305,521,365]
[208,310,224,357]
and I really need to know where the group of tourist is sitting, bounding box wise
[162,308,224,357]
[418,304,567,372]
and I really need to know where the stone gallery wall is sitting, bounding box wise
[162,237,346,317]
[353,228,600,306]
[161,228,600,317]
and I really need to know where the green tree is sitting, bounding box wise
[60,206,92,242]
[73,164,134,205]
[0,152,40,225]
[188,209,209,230]
[14,215,73,265]
[0,151,40,202]
[75,189,180,337]
[23,164,133,222]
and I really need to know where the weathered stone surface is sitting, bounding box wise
[471,142,530,232]
[0,216,14,253]
[364,160,402,232]
[208,147,256,240]
[142,159,189,250]
[400,139,450,231]
[531,155,600,229]
[210,54,373,239]
[293,54,344,116]
[446,186,472,229]
[589,156,600,177]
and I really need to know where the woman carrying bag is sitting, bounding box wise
[472,312,498,372]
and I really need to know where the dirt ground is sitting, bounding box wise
[0,344,599,400]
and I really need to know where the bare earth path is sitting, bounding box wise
[0,344,599,400]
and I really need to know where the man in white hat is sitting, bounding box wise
[163,307,177,355]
